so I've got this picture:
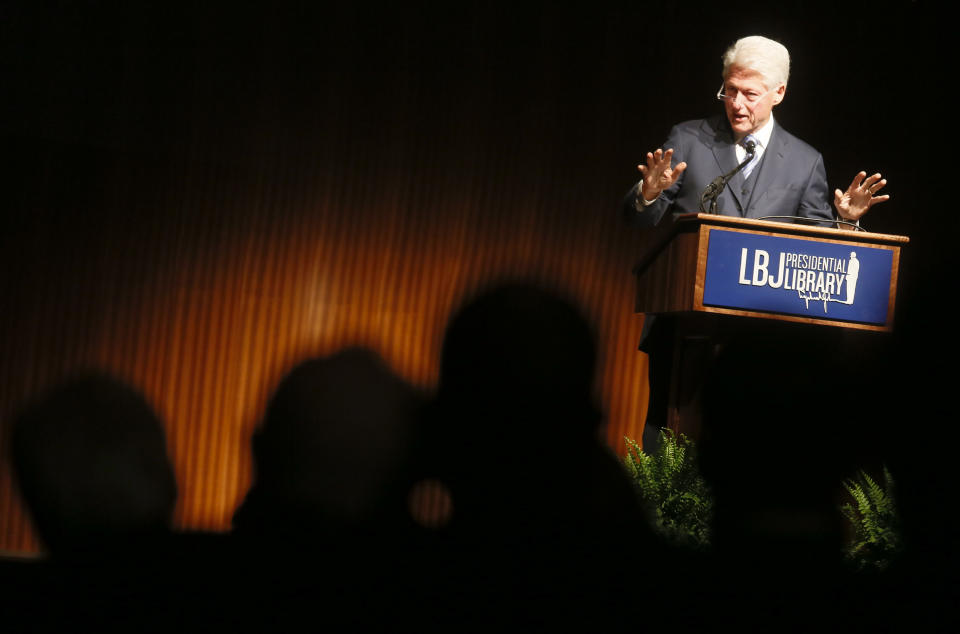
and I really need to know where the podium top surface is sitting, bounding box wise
[635,213,909,275]
[670,213,910,245]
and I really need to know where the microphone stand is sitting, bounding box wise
[699,142,756,214]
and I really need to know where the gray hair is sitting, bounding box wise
[722,36,790,90]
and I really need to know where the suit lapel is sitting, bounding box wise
[746,121,789,218]
[708,117,744,214]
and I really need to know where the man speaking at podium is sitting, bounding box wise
[623,35,889,228]
[622,35,890,437]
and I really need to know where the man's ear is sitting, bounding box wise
[772,83,786,105]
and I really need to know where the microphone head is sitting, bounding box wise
[744,138,757,154]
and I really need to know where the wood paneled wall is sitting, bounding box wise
[0,149,650,553]
[0,4,660,555]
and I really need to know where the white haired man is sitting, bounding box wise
[623,35,889,228]
[623,36,890,435]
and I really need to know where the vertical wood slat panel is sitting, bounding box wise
[0,167,650,553]
[0,38,653,558]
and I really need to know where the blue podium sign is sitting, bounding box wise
[701,229,895,325]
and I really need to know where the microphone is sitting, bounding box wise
[699,139,756,214]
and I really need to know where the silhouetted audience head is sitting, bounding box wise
[699,335,857,515]
[696,336,855,630]
[636,318,889,632]
[417,282,650,629]
[233,347,423,539]
[227,348,426,631]
[10,373,176,561]
[438,281,600,435]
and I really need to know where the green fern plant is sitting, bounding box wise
[840,466,902,572]
[623,429,712,550]
[623,431,902,570]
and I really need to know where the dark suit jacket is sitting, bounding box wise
[624,115,836,357]
[623,115,834,227]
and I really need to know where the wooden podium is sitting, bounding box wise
[634,213,909,439]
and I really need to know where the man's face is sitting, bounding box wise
[722,66,785,140]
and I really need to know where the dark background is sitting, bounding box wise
[1,4,939,207]
[1,1,944,292]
